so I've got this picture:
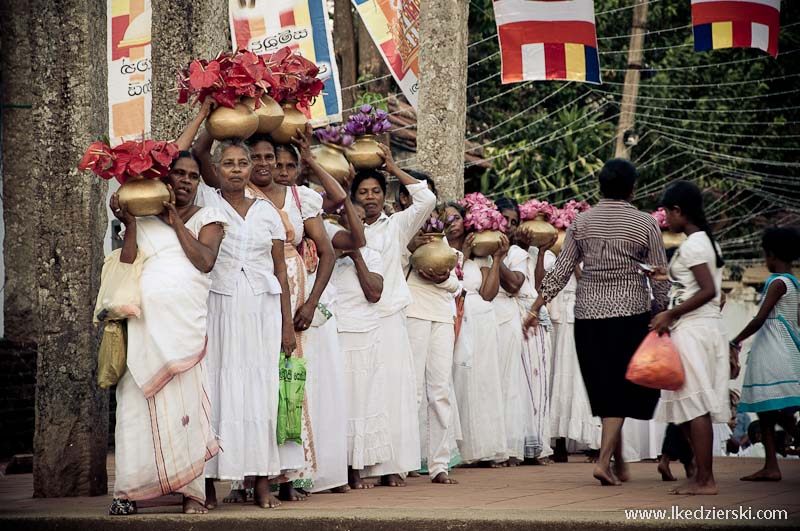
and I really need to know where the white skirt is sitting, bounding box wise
[308,316,348,492]
[655,317,730,425]
[521,324,558,458]
[340,328,393,470]
[548,320,601,448]
[496,311,527,459]
[622,419,667,462]
[204,272,282,480]
[453,295,507,463]
[363,311,421,477]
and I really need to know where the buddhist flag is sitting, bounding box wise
[493,0,601,85]
[691,0,781,57]
[229,0,342,125]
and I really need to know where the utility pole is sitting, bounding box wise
[416,0,469,202]
[614,0,649,159]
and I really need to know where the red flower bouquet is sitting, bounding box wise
[177,49,276,108]
[79,139,180,184]
[267,47,325,111]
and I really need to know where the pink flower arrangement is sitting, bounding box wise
[551,200,592,229]
[464,205,508,233]
[651,207,669,229]
[519,199,556,221]
[459,192,494,211]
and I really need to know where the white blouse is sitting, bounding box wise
[364,181,436,317]
[280,185,324,246]
[331,246,384,333]
[196,183,286,296]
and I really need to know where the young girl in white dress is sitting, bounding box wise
[731,227,800,483]
[651,181,729,495]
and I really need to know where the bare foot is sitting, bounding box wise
[741,468,782,482]
[223,489,248,503]
[613,461,630,482]
[377,474,406,487]
[330,485,350,493]
[407,471,421,477]
[593,465,622,486]
[532,457,553,466]
[205,479,217,510]
[278,482,307,501]
[254,491,281,508]
[348,469,373,490]
[584,450,599,463]
[658,460,677,482]
[183,497,208,514]
[684,461,696,479]
[431,472,458,484]
[671,480,718,495]
[507,457,522,467]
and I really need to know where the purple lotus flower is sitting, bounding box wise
[360,104,373,114]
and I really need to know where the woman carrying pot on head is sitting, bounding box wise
[443,202,510,466]
[351,145,436,487]
[108,149,226,515]
[194,120,347,498]
[523,159,669,487]
[194,139,295,510]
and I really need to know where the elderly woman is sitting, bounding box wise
[195,140,295,509]
[524,159,668,486]
[353,146,436,487]
[109,151,225,515]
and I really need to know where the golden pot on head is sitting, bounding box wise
[411,233,458,277]
[550,229,567,255]
[270,101,308,144]
[117,177,171,216]
[205,103,259,140]
[518,214,557,247]
[471,230,503,258]
[311,143,350,184]
[242,95,285,134]
[345,135,384,170]
[662,230,687,249]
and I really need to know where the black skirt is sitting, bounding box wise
[574,312,660,420]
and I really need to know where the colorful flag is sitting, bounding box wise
[229,0,342,125]
[107,0,152,144]
[691,0,781,57]
[493,0,601,85]
[352,0,420,109]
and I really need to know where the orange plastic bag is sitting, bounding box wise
[626,331,685,391]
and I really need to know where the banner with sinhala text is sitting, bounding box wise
[352,0,420,109]
[107,0,152,145]
[229,0,342,125]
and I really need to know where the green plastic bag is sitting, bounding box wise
[277,356,306,445]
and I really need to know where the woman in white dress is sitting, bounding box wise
[327,199,394,489]
[353,145,436,487]
[444,203,510,464]
[650,181,729,495]
[493,198,538,465]
[109,151,225,515]
[198,140,295,509]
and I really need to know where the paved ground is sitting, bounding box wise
[0,455,798,529]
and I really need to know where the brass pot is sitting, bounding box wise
[471,230,503,258]
[345,135,384,170]
[242,95,285,134]
[662,230,687,249]
[117,177,170,216]
[551,229,567,255]
[206,103,259,140]
[411,233,458,277]
[270,101,308,144]
[518,214,557,247]
[311,143,350,184]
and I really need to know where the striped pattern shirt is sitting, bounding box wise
[541,199,669,320]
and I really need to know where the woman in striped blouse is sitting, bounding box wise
[524,159,669,486]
